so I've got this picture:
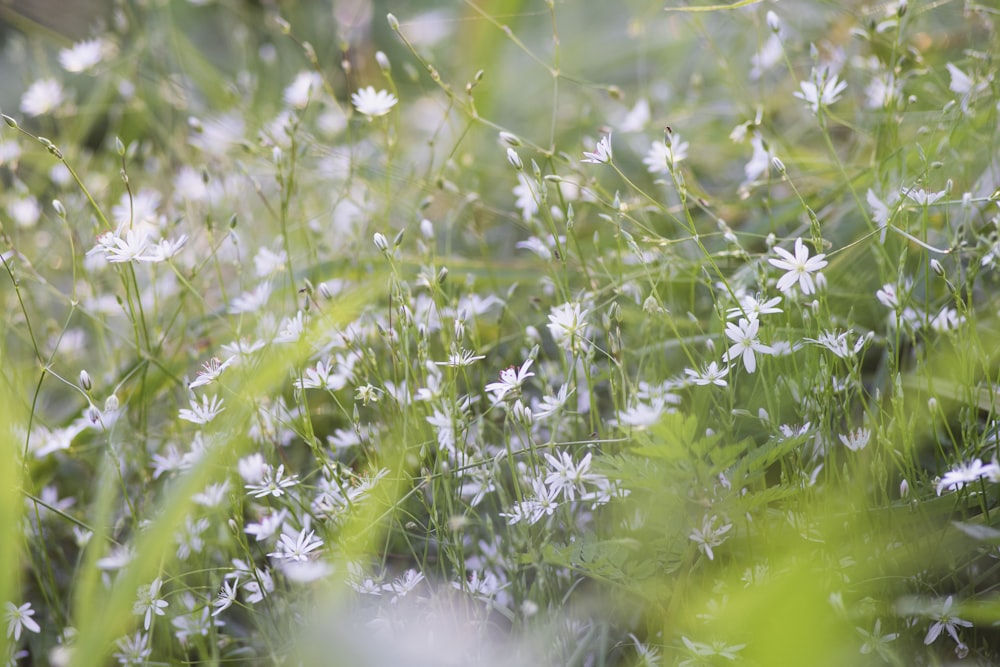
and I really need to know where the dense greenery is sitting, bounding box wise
[2,0,1000,664]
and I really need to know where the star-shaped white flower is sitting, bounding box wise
[768,237,828,295]
[351,86,397,118]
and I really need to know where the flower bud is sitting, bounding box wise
[506,147,523,171]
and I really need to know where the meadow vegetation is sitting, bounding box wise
[2,0,1000,664]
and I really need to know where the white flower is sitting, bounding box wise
[268,526,324,562]
[59,38,112,73]
[228,282,272,314]
[685,361,728,387]
[4,602,40,640]
[20,78,64,117]
[188,356,235,389]
[582,133,612,164]
[284,70,323,108]
[435,347,485,367]
[724,317,773,374]
[768,237,828,295]
[618,399,667,427]
[245,464,299,498]
[178,394,225,425]
[727,292,782,320]
[383,569,425,604]
[936,458,1000,495]
[351,86,397,118]
[513,173,540,220]
[533,384,571,419]
[744,132,774,183]
[924,596,973,646]
[547,302,590,353]
[543,450,600,501]
[838,428,871,452]
[688,515,733,561]
[211,579,239,617]
[903,187,946,206]
[485,359,535,402]
[133,578,168,631]
[794,67,847,114]
[642,136,688,174]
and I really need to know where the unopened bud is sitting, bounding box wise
[930,258,945,277]
[506,147,523,171]
[766,11,781,33]
[375,51,391,73]
[373,232,389,252]
[387,13,399,31]
[79,370,92,392]
[499,131,521,147]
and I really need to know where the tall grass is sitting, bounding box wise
[2,0,1000,664]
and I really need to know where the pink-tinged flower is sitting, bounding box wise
[582,133,612,164]
[485,359,534,402]
[768,237,828,295]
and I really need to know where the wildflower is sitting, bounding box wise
[936,458,1000,495]
[685,361,728,387]
[533,384,571,419]
[269,526,324,562]
[246,464,300,498]
[485,359,535,402]
[629,633,661,666]
[178,393,225,425]
[924,596,973,646]
[642,135,688,174]
[284,70,323,108]
[189,356,235,389]
[743,132,774,183]
[548,302,590,353]
[435,347,485,367]
[384,569,425,604]
[618,399,667,427]
[794,67,847,114]
[806,329,866,359]
[679,636,745,665]
[59,38,111,73]
[141,234,188,262]
[20,78,64,116]
[727,292,782,320]
[688,515,733,560]
[543,450,600,501]
[4,602,41,640]
[274,310,305,343]
[351,86,397,118]
[723,317,773,374]
[858,618,899,659]
[245,508,289,542]
[355,383,382,405]
[513,173,540,220]
[133,578,168,631]
[113,632,151,666]
[295,358,348,391]
[903,187,946,206]
[768,238,828,295]
[212,579,239,617]
[839,428,871,452]
[228,282,271,315]
[582,133,613,164]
